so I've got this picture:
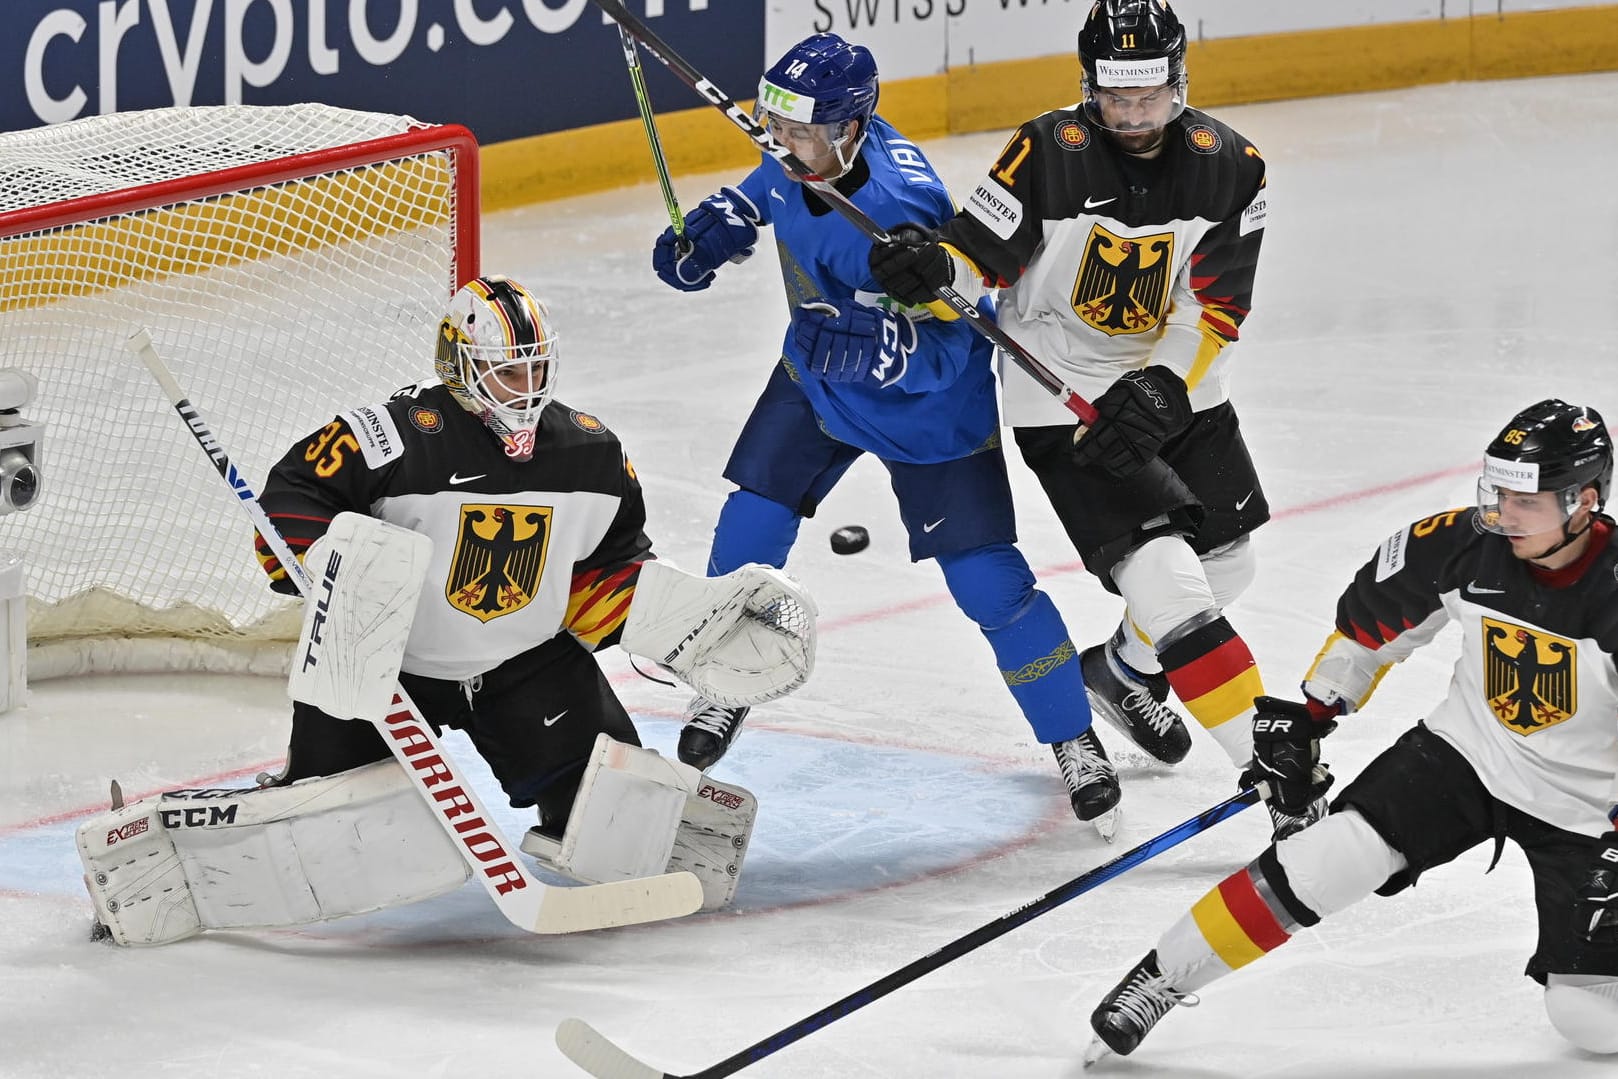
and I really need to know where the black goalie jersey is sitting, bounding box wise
[258,382,653,681]
[938,105,1267,427]
[1303,508,1618,834]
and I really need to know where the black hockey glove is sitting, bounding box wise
[867,223,952,306]
[1070,365,1193,478]
[1243,696,1338,814]
[1576,832,1618,944]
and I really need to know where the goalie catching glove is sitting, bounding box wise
[619,560,817,707]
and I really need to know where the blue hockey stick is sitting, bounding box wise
[557,784,1267,1078]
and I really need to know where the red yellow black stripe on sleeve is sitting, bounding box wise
[254,512,331,584]
[566,562,641,650]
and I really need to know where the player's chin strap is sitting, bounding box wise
[1526,498,1601,566]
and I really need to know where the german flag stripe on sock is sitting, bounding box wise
[1160,620,1263,729]
[1190,866,1291,969]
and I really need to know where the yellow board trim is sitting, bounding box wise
[481,6,1618,210]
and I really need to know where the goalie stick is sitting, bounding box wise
[589,0,1099,425]
[127,328,703,935]
[554,785,1267,1078]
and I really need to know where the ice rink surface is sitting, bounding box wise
[3,72,1616,1077]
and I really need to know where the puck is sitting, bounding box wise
[830,525,870,555]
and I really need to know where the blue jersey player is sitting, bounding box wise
[651,33,1130,835]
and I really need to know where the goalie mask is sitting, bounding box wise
[756,33,879,180]
[1478,398,1612,543]
[1078,0,1189,154]
[437,276,558,461]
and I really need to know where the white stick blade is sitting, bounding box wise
[533,871,703,934]
[555,1018,665,1079]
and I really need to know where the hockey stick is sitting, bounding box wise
[555,785,1266,1078]
[618,25,688,251]
[589,0,1097,424]
[127,328,703,935]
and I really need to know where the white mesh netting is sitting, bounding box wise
[0,104,476,677]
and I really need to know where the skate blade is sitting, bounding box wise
[1082,1035,1114,1068]
[1090,806,1121,843]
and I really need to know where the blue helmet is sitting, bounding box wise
[757,33,879,129]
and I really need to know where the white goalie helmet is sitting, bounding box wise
[436,275,559,461]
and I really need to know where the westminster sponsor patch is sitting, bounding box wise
[1240,190,1268,236]
[965,180,1023,241]
[1374,526,1409,581]
[338,404,404,469]
[1482,617,1577,735]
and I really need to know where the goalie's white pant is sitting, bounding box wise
[77,761,470,946]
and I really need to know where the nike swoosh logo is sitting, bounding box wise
[770,188,786,204]
[923,518,946,533]
[1465,582,1506,595]
[1084,196,1117,209]
[543,710,568,727]
[448,472,486,485]
[1235,491,1254,511]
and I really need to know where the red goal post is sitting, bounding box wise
[0,104,479,678]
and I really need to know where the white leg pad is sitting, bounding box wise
[1546,974,1618,1053]
[522,735,699,885]
[1274,809,1407,916]
[78,760,470,945]
[669,775,760,911]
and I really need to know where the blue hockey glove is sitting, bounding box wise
[653,186,762,292]
[1071,365,1193,478]
[791,300,916,387]
[1577,832,1618,944]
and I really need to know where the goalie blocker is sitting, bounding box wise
[78,735,759,944]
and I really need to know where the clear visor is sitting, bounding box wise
[755,104,858,176]
[1476,479,1582,537]
[1081,76,1188,135]
[462,340,554,426]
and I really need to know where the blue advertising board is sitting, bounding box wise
[3,1,764,146]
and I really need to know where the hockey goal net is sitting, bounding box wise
[0,103,479,679]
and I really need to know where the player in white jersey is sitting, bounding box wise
[1087,399,1618,1060]
[255,274,813,836]
[75,276,818,944]
[868,0,1290,833]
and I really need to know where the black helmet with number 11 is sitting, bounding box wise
[1077,0,1189,154]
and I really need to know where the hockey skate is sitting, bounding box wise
[678,696,750,771]
[1085,949,1197,1064]
[1053,729,1122,841]
[1268,793,1329,842]
[1080,643,1192,765]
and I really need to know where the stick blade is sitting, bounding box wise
[532,871,704,934]
[556,1018,668,1079]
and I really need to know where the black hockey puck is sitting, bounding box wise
[830,525,870,555]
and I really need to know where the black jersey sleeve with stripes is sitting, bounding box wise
[1333,508,1481,650]
[257,415,394,593]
